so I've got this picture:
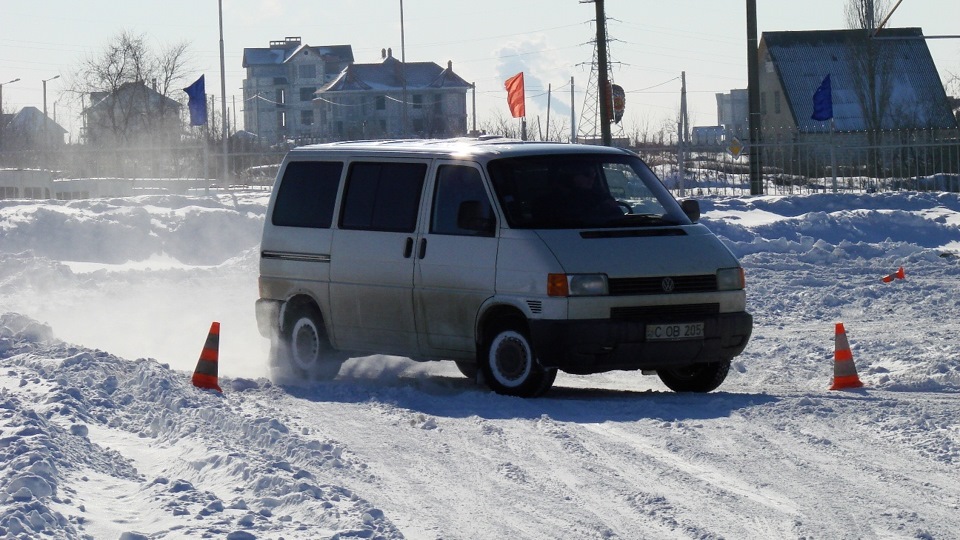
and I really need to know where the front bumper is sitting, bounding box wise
[529,311,752,374]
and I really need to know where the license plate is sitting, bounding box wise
[646,322,704,341]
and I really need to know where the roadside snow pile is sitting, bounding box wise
[0,312,401,540]
[702,192,960,394]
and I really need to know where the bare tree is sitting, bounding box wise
[73,31,193,146]
[845,0,891,31]
[845,0,895,176]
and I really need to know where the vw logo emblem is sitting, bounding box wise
[661,277,675,293]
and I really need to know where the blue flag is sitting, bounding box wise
[811,74,833,121]
[183,75,207,126]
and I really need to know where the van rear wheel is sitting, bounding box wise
[481,322,556,397]
[657,359,730,393]
[279,303,343,381]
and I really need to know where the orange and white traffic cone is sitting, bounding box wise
[192,322,222,393]
[830,322,864,390]
[881,266,905,283]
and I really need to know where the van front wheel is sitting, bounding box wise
[657,359,730,393]
[279,304,343,381]
[481,325,556,397]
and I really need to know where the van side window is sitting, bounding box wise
[272,161,343,228]
[340,162,426,232]
[431,165,495,237]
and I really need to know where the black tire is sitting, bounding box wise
[454,360,478,380]
[657,359,731,393]
[278,303,343,381]
[480,322,556,397]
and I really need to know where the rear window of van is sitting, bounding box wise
[272,161,344,228]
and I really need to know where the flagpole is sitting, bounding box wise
[218,0,229,186]
[830,118,837,193]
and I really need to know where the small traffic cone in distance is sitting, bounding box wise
[830,322,864,390]
[192,322,223,393]
[881,266,905,283]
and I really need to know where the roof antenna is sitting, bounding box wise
[873,0,904,37]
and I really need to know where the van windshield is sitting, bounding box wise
[487,154,688,229]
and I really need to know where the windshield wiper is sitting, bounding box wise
[607,213,679,227]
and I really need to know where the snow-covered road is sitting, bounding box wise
[2,190,959,539]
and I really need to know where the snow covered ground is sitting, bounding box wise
[1,187,959,539]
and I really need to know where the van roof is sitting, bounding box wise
[286,137,634,159]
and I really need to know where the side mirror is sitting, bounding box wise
[680,199,700,223]
[457,200,495,236]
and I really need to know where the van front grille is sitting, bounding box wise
[610,303,720,321]
[608,274,717,295]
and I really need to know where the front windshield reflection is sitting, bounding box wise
[487,154,686,229]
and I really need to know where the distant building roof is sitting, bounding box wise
[319,48,471,94]
[762,28,957,132]
[242,36,354,67]
[8,106,67,134]
[85,81,182,113]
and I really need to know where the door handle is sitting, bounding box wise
[403,237,414,258]
[418,238,427,259]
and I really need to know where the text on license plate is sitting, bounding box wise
[646,322,704,341]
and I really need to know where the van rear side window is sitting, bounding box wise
[272,161,343,228]
[340,162,426,232]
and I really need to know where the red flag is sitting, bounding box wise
[504,72,525,118]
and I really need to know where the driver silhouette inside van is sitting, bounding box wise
[551,164,622,224]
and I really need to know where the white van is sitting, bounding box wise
[255,138,751,397]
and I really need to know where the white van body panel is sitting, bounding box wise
[533,225,739,281]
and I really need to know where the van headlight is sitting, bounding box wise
[548,273,608,297]
[717,267,745,291]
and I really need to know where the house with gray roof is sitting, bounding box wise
[3,106,67,151]
[83,81,182,146]
[242,37,354,144]
[315,47,472,140]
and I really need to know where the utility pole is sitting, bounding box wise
[746,0,764,195]
[218,0,229,184]
[594,0,612,146]
[678,71,688,196]
[400,0,408,138]
[570,76,576,143]
[0,78,21,153]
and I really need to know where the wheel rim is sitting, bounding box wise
[291,318,320,370]
[489,331,532,388]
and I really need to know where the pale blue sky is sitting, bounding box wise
[2,0,957,140]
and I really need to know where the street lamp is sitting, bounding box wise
[0,77,21,153]
[42,75,60,147]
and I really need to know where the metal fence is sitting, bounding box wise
[637,127,960,196]
[2,128,959,197]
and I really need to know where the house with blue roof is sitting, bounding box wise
[757,28,957,176]
[242,37,354,144]
[315,47,472,140]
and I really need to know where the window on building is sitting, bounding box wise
[376,96,386,110]
[301,110,314,126]
[300,87,316,102]
[276,88,286,105]
[279,111,287,129]
[760,93,767,115]
[412,94,423,109]
[774,91,781,114]
[433,95,443,113]
[299,64,317,79]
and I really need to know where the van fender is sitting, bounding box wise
[473,296,538,350]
